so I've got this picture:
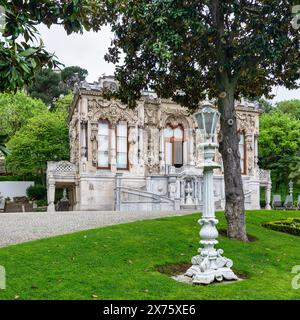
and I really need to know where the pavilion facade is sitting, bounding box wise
[47,76,272,212]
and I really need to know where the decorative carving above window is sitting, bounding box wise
[87,99,138,127]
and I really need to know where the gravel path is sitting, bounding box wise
[0,210,197,248]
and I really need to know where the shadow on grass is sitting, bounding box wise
[156,262,249,280]
[218,229,258,242]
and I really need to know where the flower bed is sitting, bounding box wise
[263,218,300,236]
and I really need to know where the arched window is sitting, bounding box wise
[98,119,110,168]
[239,131,246,174]
[116,121,128,169]
[164,125,184,168]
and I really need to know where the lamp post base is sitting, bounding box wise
[186,265,238,285]
[185,249,238,285]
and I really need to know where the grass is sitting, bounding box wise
[0,210,299,300]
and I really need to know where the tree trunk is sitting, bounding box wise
[217,85,248,242]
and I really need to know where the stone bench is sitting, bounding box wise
[272,195,282,209]
[284,195,293,210]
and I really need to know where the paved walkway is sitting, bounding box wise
[0,210,197,248]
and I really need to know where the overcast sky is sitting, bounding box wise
[38,24,300,104]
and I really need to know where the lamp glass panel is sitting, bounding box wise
[195,113,204,131]
[204,112,214,135]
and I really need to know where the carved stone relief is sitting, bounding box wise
[87,98,138,127]
[128,127,138,172]
[90,122,98,166]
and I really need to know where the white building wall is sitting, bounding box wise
[0,181,35,199]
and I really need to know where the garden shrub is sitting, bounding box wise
[26,185,47,201]
[36,199,47,207]
[0,175,23,181]
[263,218,300,236]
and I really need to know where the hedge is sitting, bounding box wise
[263,218,300,236]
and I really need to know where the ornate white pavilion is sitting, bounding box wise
[47,76,272,212]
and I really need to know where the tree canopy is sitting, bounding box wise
[102,0,300,241]
[61,66,88,89]
[0,91,47,138]
[105,1,300,108]
[27,68,68,106]
[259,110,300,189]
[6,111,69,178]
[0,0,104,92]
[52,93,74,113]
[27,66,86,106]
[276,99,300,119]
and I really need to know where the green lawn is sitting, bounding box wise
[0,210,300,300]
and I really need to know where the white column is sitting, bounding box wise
[110,125,117,173]
[115,174,122,211]
[202,170,215,218]
[80,122,87,159]
[180,180,185,205]
[188,129,195,166]
[255,134,258,158]
[198,179,202,202]
[74,182,80,211]
[193,179,198,204]
[47,181,56,212]
[159,128,165,173]
[265,185,272,210]
[138,126,144,165]
[252,132,255,174]
[245,134,252,176]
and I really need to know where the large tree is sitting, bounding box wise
[52,93,74,113]
[61,66,88,89]
[104,1,300,240]
[27,67,86,107]
[0,91,47,138]
[6,111,69,182]
[27,68,68,106]
[276,99,300,119]
[259,110,300,190]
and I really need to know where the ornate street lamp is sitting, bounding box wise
[185,102,238,285]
